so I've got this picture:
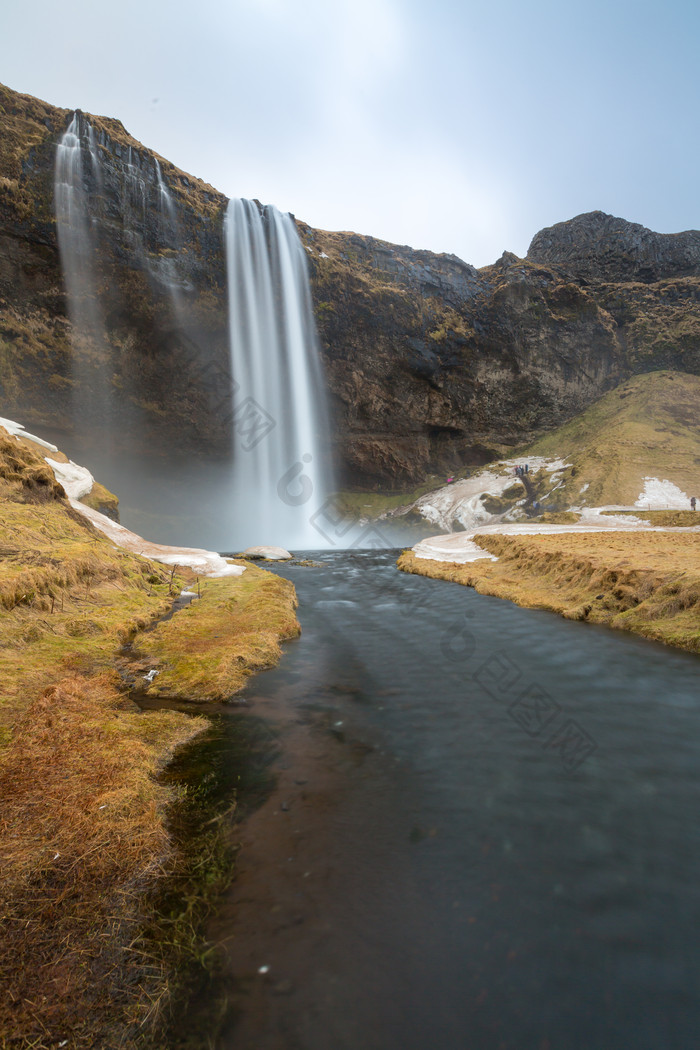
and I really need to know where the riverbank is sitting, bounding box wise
[398,530,700,653]
[0,430,299,1047]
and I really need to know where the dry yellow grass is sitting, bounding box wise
[398,530,700,652]
[602,509,700,528]
[0,673,206,1047]
[136,561,300,702]
[0,430,300,1044]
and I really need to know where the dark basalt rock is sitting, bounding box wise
[1,83,699,490]
[527,210,700,284]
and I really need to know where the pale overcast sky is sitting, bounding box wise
[2,0,698,266]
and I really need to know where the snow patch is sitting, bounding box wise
[501,456,571,473]
[635,478,690,508]
[413,535,498,564]
[241,545,293,560]
[0,416,58,452]
[45,457,94,500]
[543,459,571,473]
[416,471,510,532]
[414,457,570,533]
[2,415,244,579]
[71,500,245,577]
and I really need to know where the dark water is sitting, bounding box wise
[202,550,700,1049]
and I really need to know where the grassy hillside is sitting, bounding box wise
[524,370,700,507]
[0,428,299,1046]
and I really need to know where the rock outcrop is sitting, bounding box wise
[1,83,699,491]
[528,211,700,284]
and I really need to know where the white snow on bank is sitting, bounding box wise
[0,417,244,578]
[635,478,691,508]
[0,416,58,452]
[413,534,499,563]
[73,500,245,577]
[241,545,293,560]
[577,507,649,526]
[416,471,512,532]
[45,457,94,500]
[413,457,572,533]
[0,420,96,500]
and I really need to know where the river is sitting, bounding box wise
[177,549,700,1050]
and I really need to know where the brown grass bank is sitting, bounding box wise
[0,431,300,1046]
[132,561,300,702]
[602,509,700,527]
[398,531,700,653]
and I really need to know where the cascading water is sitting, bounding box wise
[55,114,98,334]
[153,158,185,313]
[225,199,332,549]
[87,125,102,191]
[54,112,108,418]
[154,158,177,226]
[124,147,147,225]
[55,117,331,547]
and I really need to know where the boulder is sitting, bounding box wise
[241,545,293,561]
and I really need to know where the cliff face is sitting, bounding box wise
[0,86,232,458]
[1,83,699,491]
[299,226,620,484]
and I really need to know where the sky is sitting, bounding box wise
[2,0,699,267]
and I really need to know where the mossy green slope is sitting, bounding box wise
[524,370,700,507]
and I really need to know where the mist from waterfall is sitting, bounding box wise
[225,199,332,549]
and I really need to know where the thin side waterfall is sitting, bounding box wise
[54,112,108,418]
[87,125,102,192]
[154,158,177,226]
[124,147,147,224]
[225,199,331,549]
[153,158,185,313]
[55,113,100,339]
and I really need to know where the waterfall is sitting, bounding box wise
[87,125,102,192]
[152,157,185,311]
[55,113,97,334]
[54,112,108,419]
[124,147,147,225]
[154,158,177,226]
[225,199,331,549]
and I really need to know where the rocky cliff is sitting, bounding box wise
[1,83,699,491]
[0,85,232,458]
[528,211,700,284]
[299,225,621,484]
